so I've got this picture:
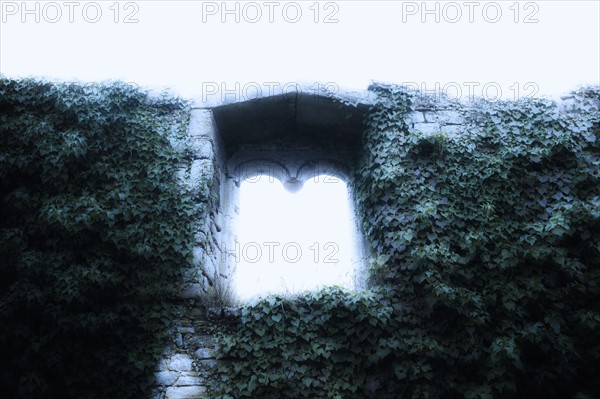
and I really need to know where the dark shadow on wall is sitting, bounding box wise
[0,78,198,399]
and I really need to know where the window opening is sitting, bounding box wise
[233,173,358,301]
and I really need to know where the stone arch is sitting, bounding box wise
[203,88,376,301]
[231,158,350,191]
[296,159,350,184]
[231,159,289,185]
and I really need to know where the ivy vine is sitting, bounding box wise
[210,85,600,398]
[0,78,202,399]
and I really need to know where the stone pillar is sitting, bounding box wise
[152,109,226,399]
[175,108,234,304]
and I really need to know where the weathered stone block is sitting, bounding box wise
[196,359,218,371]
[406,111,425,124]
[204,252,220,277]
[424,110,463,124]
[191,138,213,160]
[177,326,196,334]
[193,247,205,265]
[174,373,203,386]
[165,385,206,399]
[188,109,217,139]
[413,122,441,135]
[175,333,183,347]
[180,284,203,299]
[163,354,194,372]
[155,371,180,386]
[194,348,214,360]
[188,334,215,349]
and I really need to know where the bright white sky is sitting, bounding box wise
[1,1,599,101]
[234,176,357,301]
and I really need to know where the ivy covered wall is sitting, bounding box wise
[1,78,599,399]
[0,78,203,399]
[209,85,600,398]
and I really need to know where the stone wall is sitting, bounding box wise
[151,87,483,398]
[403,87,587,137]
[151,84,594,397]
[151,87,376,397]
[152,109,230,399]
[180,108,232,305]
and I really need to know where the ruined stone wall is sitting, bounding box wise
[152,109,231,399]
[151,86,597,398]
[150,91,490,398]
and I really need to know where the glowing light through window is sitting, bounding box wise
[233,175,357,301]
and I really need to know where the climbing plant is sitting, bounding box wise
[0,78,202,399]
[2,76,599,398]
[210,85,600,398]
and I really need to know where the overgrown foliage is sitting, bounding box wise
[210,86,600,398]
[212,287,396,398]
[0,78,199,398]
